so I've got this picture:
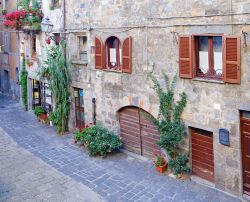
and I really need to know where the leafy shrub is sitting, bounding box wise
[74,125,123,157]
[168,154,191,175]
[34,106,45,117]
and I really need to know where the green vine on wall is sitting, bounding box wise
[39,42,71,134]
[21,56,28,111]
[148,71,191,175]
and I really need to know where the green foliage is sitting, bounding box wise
[18,0,30,9]
[34,106,45,117]
[148,71,190,175]
[168,154,191,175]
[74,125,123,157]
[155,155,166,167]
[21,56,28,111]
[38,42,70,134]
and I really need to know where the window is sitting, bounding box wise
[195,36,222,80]
[106,36,121,70]
[95,36,132,73]
[3,32,9,53]
[179,35,241,84]
[79,36,87,62]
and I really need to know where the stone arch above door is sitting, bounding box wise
[118,106,161,158]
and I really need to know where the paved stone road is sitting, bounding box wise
[0,93,242,202]
[0,128,102,202]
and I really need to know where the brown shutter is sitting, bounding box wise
[122,37,132,73]
[223,36,241,84]
[179,36,193,78]
[95,37,105,69]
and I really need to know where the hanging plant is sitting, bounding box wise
[147,71,191,176]
[21,56,28,111]
[39,41,71,134]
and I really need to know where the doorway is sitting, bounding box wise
[191,128,214,182]
[32,79,41,109]
[74,88,85,130]
[3,70,9,92]
[240,111,250,196]
[119,107,160,158]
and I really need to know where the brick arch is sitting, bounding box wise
[118,106,161,158]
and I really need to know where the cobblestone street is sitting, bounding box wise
[0,94,242,202]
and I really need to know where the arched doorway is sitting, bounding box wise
[119,106,161,158]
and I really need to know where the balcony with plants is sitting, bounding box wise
[3,0,43,34]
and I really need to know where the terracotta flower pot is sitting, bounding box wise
[156,162,168,173]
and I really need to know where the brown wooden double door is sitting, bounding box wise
[119,107,160,158]
[241,112,250,196]
[191,128,214,182]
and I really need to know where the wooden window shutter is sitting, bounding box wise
[223,36,241,84]
[122,37,132,73]
[95,37,105,69]
[179,36,193,78]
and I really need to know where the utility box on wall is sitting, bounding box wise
[219,129,230,146]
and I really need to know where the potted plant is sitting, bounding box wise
[34,106,45,120]
[155,154,167,173]
[39,113,49,125]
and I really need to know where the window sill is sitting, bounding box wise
[102,68,122,73]
[72,60,88,65]
[192,78,224,84]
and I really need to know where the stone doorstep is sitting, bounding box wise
[120,149,151,163]
[242,194,250,202]
[191,175,244,202]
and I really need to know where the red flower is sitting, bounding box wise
[85,125,89,128]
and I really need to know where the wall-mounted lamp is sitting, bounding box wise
[41,17,65,44]
[41,17,54,34]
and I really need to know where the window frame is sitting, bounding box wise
[193,34,223,81]
[105,36,122,71]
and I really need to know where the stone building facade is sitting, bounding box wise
[15,0,250,200]
[0,0,20,99]
[64,0,250,199]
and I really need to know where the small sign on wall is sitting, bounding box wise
[219,129,230,146]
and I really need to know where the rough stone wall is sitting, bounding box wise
[34,0,250,198]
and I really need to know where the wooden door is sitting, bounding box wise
[74,88,85,130]
[119,107,141,155]
[140,112,161,158]
[241,112,250,196]
[191,128,214,182]
[119,107,160,158]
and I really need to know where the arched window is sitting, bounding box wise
[105,36,121,70]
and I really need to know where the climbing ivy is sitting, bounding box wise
[21,56,28,111]
[148,71,191,175]
[39,41,71,134]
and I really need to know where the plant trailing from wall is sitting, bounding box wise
[147,71,191,176]
[4,0,43,32]
[21,56,28,111]
[39,41,71,134]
